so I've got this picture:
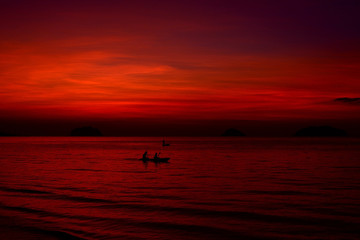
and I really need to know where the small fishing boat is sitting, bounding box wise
[140,151,169,162]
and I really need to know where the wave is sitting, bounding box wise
[0,203,270,240]
[0,215,91,240]
[1,195,359,239]
[95,202,359,228]
[2,185,357,229]
[244,189,321,196]
[0,185,114,204]
[65,168,104,172]
[0,186,51,195]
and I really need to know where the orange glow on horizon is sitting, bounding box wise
[1,1,359,122]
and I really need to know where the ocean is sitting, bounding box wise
[0,137,359,239]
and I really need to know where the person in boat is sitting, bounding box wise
[154,152,160,160]
[142,151,148,160]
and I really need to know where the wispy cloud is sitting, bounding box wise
[333,98,360,105]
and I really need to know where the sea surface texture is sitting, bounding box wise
[0,137,359,239]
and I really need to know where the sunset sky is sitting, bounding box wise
[1,0,359,136]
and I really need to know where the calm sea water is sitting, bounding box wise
[0,137,359,239]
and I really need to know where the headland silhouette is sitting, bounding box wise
[294,126,347,137]
[70,126,103,136]
[221,128,246,136]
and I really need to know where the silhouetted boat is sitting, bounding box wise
[162,139,170,146]
[139,157,170,163]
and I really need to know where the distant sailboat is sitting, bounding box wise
[162,138,170,146]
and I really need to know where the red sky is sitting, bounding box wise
[1,0,359,135]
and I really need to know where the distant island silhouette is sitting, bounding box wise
[221,128,246,136]
[70,126,103,136]
[294,126,347,137]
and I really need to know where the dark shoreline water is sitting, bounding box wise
[0,137,359,239]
